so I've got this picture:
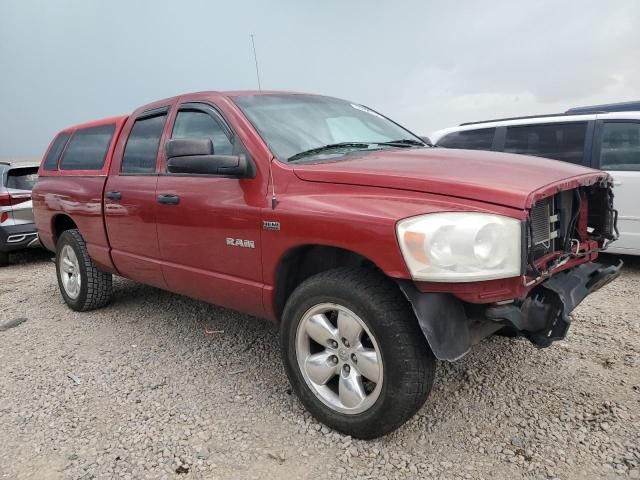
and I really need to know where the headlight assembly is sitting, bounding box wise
[396,212,522,282]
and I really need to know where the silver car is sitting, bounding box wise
[0,162,40,266]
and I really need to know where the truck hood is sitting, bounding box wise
[292,148,609,209]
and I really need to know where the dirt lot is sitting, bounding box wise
[0,251,638,480]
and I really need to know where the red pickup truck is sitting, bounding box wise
[33,91,621,438]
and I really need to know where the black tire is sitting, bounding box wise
[0,251,8,267]
[55,229,112,311]
[280,267,436,439]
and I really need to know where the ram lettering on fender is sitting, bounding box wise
[225,238,256,249]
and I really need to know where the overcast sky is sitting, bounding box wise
[1,0,639,159]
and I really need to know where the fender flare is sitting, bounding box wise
[396,280,473,362]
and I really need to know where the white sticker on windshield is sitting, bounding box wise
[351,103,384,119]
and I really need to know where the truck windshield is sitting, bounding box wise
[232,94,423,162]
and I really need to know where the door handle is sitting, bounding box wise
[157,194,180,205]
[106,191,122,200]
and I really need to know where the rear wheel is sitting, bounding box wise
[56,229,112,311]
[0,251,8,267]
[280,267,436,439]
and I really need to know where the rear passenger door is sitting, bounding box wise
[105,107,170,289]
[155,101,264,317]
[593,117,640,254]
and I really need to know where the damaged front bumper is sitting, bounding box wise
[486,260,622,348]
[398,260,623,361]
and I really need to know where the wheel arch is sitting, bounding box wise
[272,244,386,320]
[51,214,78,245]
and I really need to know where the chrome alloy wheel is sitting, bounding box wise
[59,244,81,299]
[295,303,383,415]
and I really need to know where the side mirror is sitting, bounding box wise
[165,138,249,177]
[166,138,213,157]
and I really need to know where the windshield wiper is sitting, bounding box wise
[287,139,427,162]
[376,139,426,147]
[288,142,375,162]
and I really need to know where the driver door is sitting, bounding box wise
[155,101,264,316]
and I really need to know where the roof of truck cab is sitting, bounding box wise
[59,91,350,132]
[225,90,318,97]
[61,115,129,133]
[56,91,309,136]
[190,90,310,97]
[131,90,332,108]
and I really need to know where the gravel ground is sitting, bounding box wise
[0,250,638,480]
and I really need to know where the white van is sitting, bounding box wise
[431,101,640,256]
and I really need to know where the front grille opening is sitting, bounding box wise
[527,183,616,274]
[530,195,560,259]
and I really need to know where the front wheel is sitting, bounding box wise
[280,268,436,439]
[56,229,113,311]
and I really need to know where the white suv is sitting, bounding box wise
[431,101,640,256]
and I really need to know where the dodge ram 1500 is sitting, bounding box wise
[33,91,621,438]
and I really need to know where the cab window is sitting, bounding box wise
[121,113,167,174]
[172,110,233,155]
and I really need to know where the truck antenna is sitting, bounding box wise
[250,34,262,91]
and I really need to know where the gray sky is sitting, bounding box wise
[1,0,639,159]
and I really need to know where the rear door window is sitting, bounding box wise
[599,122,640,171]
[504,122,587,164]
[121,113,167,174]
[437,128,495,150]
[60,125,116,170]
[6,167,39,190]
[43,132,71,171]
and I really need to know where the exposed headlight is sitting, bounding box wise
[396,212,522,282]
